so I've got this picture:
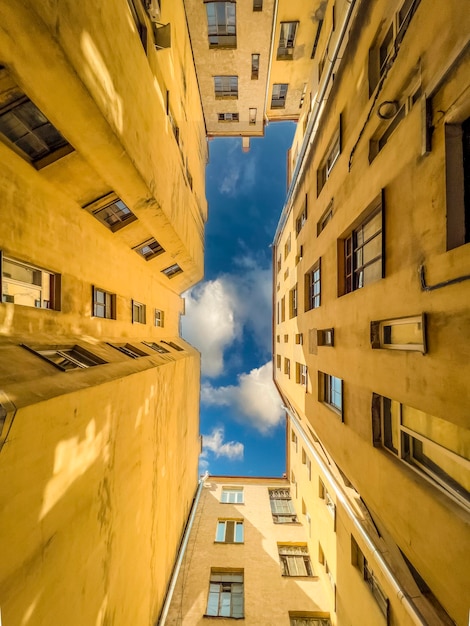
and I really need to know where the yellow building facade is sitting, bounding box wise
[165,476,332,626]
[274,0,470,625]
[0,0,206,624]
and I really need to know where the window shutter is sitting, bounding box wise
[308,328,318,354]
[371,393,382,447]
[225,520,235,543]
[370,321,381,348]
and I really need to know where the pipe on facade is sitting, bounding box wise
[263,0,279,126]
[157,471,209,626]
[283,405,428,626]
[273,0,360,245]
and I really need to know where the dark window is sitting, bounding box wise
[132,300,146,324]
[162,263,183,278]
[23,345,106,370]
[279,545,313,576]
[445,116,470,249]
[305,260,321,310]
[109,343,148,358]
[344,206,383,294]
[277,22,298,60]
[214,76,238,98]
[143,341,169,354]
[218,112,239,122]
[1,254,61,310]
[251,54,260,79]
[351,536,389,618]
[85,195,137,232]
[135,238,164,261]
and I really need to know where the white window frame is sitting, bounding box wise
[215,519,244,543]
[1,254,60,310]
[221,487,244,504]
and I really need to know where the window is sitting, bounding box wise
[127,0,147,50]
[154,309,164,327]
[271,83,288,109]
[206,570,244,618]
[109,343,148,359]
[290,617,331,626]
[291,430,298,451]
[296,196,308,235]
[221,487,244,503]
[281,296,286,322]
[289,284,298,318]
[277,253,282,273]
[343,199,383,294]
[370,314,425,352]
[214,76,238,98]
[351,536,389,618]
[284,233,291,258]
[251,54,260,79]
[317,200,333,235]
[0,89,71,166]
[218,112,239,122]
[215,519,244,543]
[284,358,290,378]
[276,354,281,369]
[132,300,146,324]
[368,0,420,93]
[372,394,470,508]
[142,341,169,354]
[320,372,343,415]
[161,263,182,278]
[319,480,336,522]
[1,255,60,310]
[445,116,470,249]
[84,193,137,232]
[253,0,262,11]
[92,287,116,319]
[305,260,321,310]
[134,238,164,261]
[295,333,303,345]
[317,328,334,347]
[166,92,179,144]
[311,18,324,59]
[279,545,313,577]
[161,340,184,351]
[206,2,236,48]
[249,108,257,125]
[269,488,297,523]
[317,122,341,195]
[23,344,106,370]
[296,363,308,388]
[277,22,298,59]
[295,245,303,265]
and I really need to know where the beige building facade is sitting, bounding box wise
[184,0,326,142]
[274,0,470,625]
[165,476,332,626]
[0,0,206,624]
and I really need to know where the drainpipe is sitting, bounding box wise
[274,0,360,245]
[157,471,209,625]
[283,405,427,626]
[263,0,279,126]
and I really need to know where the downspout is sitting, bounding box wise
[283,404,427,626]
[273,0,360,245]
[157,471,209,625]
[263,0,279,126]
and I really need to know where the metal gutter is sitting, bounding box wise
[283,403,427,626]
[273,0,360,245]
[157,471,209,625]
[263,0,279,125]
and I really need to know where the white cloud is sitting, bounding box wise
[201,361,284,434]
[182,255,272,377]
[182,279,240,377]
[218,152,257,196]
[202,427,244,460]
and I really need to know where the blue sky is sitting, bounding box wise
[182,122,296,477]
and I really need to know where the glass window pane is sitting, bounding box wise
[235,522,243,542]
[216,521,225,542]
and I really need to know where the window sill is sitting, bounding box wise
[322,402,343,420]
[203,615,245,620]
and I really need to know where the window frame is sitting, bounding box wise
[305,259,321,311]
[132,300,147,324]
[92,286,116,319]
[317,121,341,195]
[206,569,244,618]
[1,253,61,310]
[370,314,426,352]
[269,488,298,524]
[319,372,343,417]
[278,544,313,577]
[277,21,299,60]
[108,343,148,359]
[271,83,289,109]
[251,53,260,79]
[154,308,164,327]
[214,75,239,99]
[134,237,165,261]
[22,344,106,371]
[351,536,389,618]
[83,193,137,232]
[372,394,470,509]
[161,263,183,278]
[215,519,244,543]
[289,284,298,318]
[206,1,237,49]
[296,195,308,235]
[221,487,244,504]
